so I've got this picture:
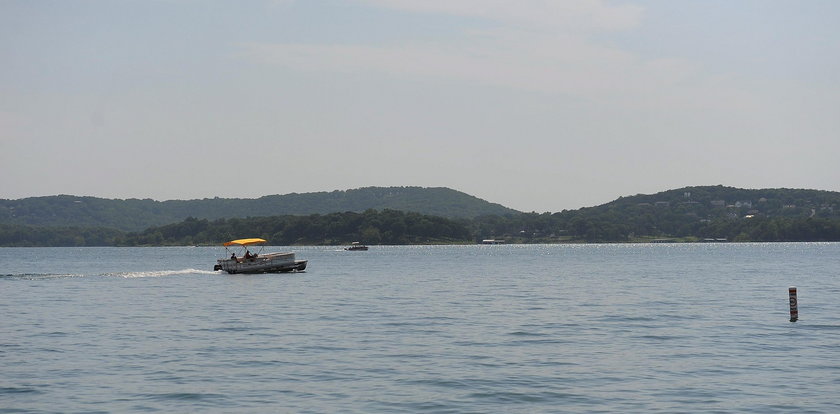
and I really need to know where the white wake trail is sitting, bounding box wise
[109,269,219,278]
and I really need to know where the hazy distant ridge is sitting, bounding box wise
[0,187,519,232]
[2,185,840,246]
[538,185,840,242]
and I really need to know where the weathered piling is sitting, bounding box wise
[789,286,798,322]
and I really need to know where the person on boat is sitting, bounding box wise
[231,253,237,261]
[245,250,253,260]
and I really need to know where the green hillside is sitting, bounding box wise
[2,185,839,246]
[123,210,472,246]
[0,209,474,247]
[0,187,518,232]
[470,185,840,242]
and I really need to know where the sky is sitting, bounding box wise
[2,0,838,212]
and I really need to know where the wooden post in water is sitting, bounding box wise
[789,286,798,322]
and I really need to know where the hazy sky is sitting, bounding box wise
[2,1,838,212]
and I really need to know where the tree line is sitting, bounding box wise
[0,210,472,246]
[469,212,840,243]
[3,186,840,246]
[2,209,840,247]
[0,187,518,232]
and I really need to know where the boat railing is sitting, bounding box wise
[224,252,292,262]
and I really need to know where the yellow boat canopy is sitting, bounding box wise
[223,238,267,247]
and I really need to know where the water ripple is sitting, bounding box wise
[3,244,840,413]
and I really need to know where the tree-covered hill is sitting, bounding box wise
[0,210,473,246]
[0,187,518,232]
[123,210,472,246]
[2,185,839,246]
[470,185,840,242]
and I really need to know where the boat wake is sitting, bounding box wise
[1,269,219,280]
[107,269,218,278]
[0,273,85,280]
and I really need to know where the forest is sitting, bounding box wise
[0,210,473,247]
[0,187,516,231]
[2,186,840,246]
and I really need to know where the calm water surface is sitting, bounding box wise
[2,243,839,413]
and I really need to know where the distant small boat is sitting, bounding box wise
[214,238,307,274]
[345,242,368,251]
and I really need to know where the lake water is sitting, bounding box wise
[2,243,839,413]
